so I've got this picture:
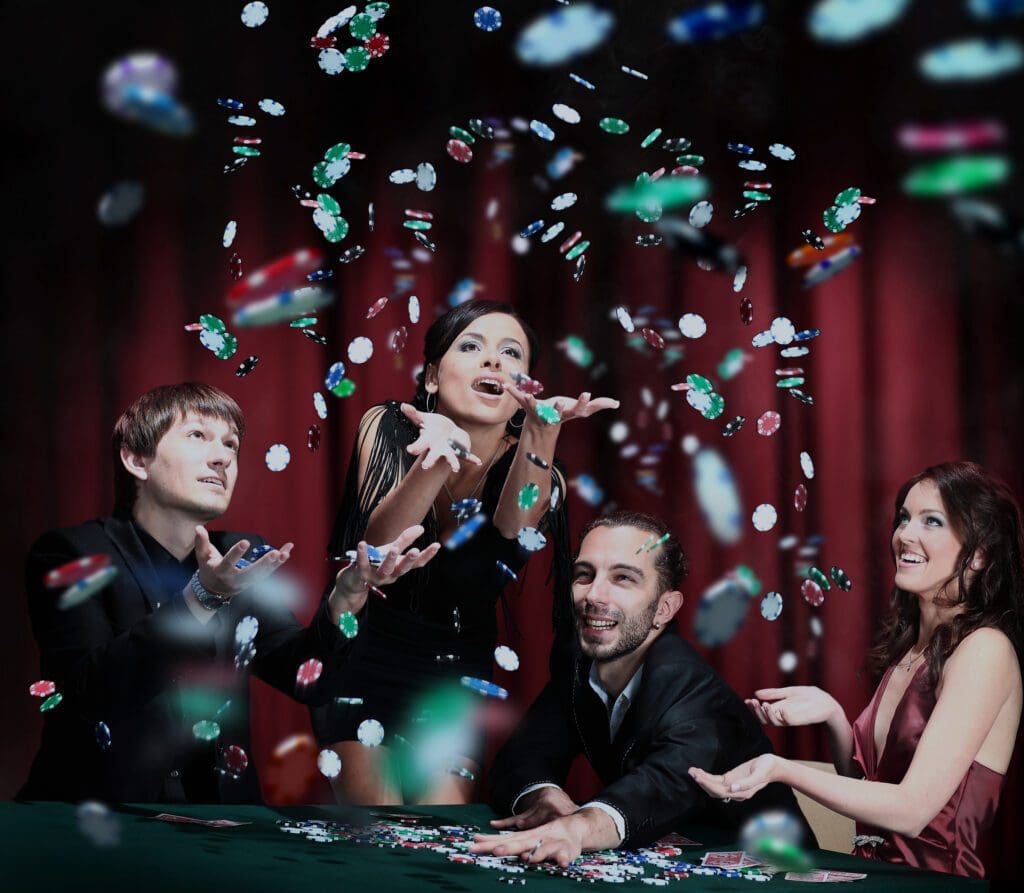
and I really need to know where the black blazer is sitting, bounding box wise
[490,631,816,849]
[19,516,354,803]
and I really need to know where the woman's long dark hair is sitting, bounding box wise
[870,461,1024,688]
[412,300,541,436]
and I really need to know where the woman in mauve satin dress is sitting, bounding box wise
[689,460,1024,879]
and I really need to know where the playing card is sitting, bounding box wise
[153,813,252,827]
[785,869,867,882]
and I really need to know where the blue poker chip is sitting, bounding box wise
[217,98,244,110]
[307,268,334,282]
[325,361,346,391]
[569,72,597,90]
[495,560,518,582]
[473,6,502,31]
[445,512,488,550]
[452,497,482,520]
[727,141,755,155]
[793,328,821,342]
[516,4,615,66]
[95,721,112,751]
[250,544,274,560]
[520,219,545,238]
[667,1,765,43]
[460,675,509,699]
[529,120,555,141]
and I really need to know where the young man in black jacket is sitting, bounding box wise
[472,510,812,866]
[20,383,438,803]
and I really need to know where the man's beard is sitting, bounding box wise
[576,598,658,663]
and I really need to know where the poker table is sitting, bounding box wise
[0,802,985,891]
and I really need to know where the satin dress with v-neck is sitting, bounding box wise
[850,661,1005,878]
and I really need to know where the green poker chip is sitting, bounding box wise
[565,239,589,261]
[349,12,376,40]
[744,190,771,202]
[823,205,845,233]
[289,316,318,328]
[215,333,238,360]
[675,154,705,166]
[331,378,356,398]
[232,146,261,158]
[517,482,540,511]
[902,155,1009,198]
[324,142,351,162]
[702,392,725,420]
[402,219,432,231]
[40,693,63,712]
[318,193,342,216]
[641,127,662,148]
[449,125,476,145]
[535,403,562,425]
[344,46,370,71]
[200,313,226,334]
[636,202,663,223]
[776,376,805,389]
[338,611,360,639]
[809,566,832,591]
[324,216,350,243]
[192,720,221,742]
[835,187,861,206]
[312,161,336,189]
[686,373,713,394]
[599,117,629,134]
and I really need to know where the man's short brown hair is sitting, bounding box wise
[112,383,245,514]
[578,510,688,594]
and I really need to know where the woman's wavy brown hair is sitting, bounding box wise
[870,461,1024,688]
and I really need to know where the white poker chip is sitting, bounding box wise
[552,103,581,124]
[317,748,342,779]
[770,316,796,345]
[609,421,629,443]
[313,207,338,236]
[692,447,741,543]
[325,156,350,181]
[835,201,862,226]
[615,306,635,333]
[258,98,285,116]
[688,200,713,228]
[357,719,384,747]
[517,527,547,552]
[685,389,712,413]
[416,162,437,192]
[551,192,578,210]
[751,329,774,348]
[318,48,346,75]
[222,220,237,247]
[799,450,815,479]
[738,159,767,171]
[227,114,256,127]
[760,591,783,622]
[540,221,565,243]
[778,650,798,673]
[678,313,707,339]
[313,392,328,420]
[408,295,421,323]
[694,578,749,647]
[752,503,778,532]
[733,264,748,292]
[97,180,145,226]
[58,566,119,610]
[516,3,615,66]
[769,142,796,160]
[265,443,291,472]
[200,329,226,353]
[494,645,520,672]
[241,1,269,28]
[809,615,824,638]
[347,336,373,364]
[389,168,416,184]
[235,615,259,646]
[317,6,357,37]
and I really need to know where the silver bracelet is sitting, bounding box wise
[189,570,230,611]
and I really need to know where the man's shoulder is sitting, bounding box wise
[30,518,118,556]
[642,632,734,700]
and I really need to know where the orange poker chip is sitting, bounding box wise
[786,233,854,268]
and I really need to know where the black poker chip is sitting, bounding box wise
[802,228,826,250]
[789,389,815,405]
[302,328,328,347]
[722,415,746,437]
[234,355,259,377]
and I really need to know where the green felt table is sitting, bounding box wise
[0,802,986,892]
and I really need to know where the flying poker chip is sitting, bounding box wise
[835,201,862,227]
[494,645,520,672]
[517,527,547,553]
[701,392,725,420]
[58,566,118,610]
[347,336,373,364]
[29,680,56,698]
[227,247,324,307]
[599,117,630,135]
[808,566,831,591]
[752,503,778,532]
[390,327,409,352]
[752,590,783,625]
[830,566,852,591]
[317,748,342,779]
[723,416,746,437]
[235,615,259,648]
[45,554,111,589]
[530,119,555,141]
[738,158,767,171]
[304,423,320,452]
[919,37,1024,81]
[312,392,328,420]
[694,578,750,647]
[636,234,662,247]
[193,720,221,742]
[257,98,285,117]
[337,611,359,639]
[668,1,765,42]
[296,658,324,687]
[446,512,488,549]
[357,718,385,747]
[39,692,63,713]
[94,721,113,751]
[241,1,269,27]
[495,560,518,582]
[642,328,665,350]
[688,201,714,228]
[220,744,249,778]
[754,411,781,437]
[228,113,256,126]
[234,355,259,378]
[534,403,561,425]
[902,155,1010,198]
[365,296,388,319]
[794,484,808,511]
[801,579,825,607]
[97,180,146,226]
[804,245,862,287]
[770,316,796,345]
[552,103,581,124]
[517,483,540,510]
[678,313,707,339]
[446,139,473,163]
[551,192,578,210]
[265,443,291,472]
[452,497,483,520]
[799,450,815,479]
[460,676,509,699]
[516,3,614,66]
[616,307,635,333]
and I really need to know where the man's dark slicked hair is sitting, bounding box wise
[577,510,687,594]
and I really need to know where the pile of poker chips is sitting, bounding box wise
[274,815,778,883]
[313,3,391,76]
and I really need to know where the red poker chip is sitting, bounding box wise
[794,483,808,511]
[739,297,753,325]
[223,744,249,774]
[801,578,824,606]
[299,199,320,209]
[649,167,666,181]
[364,33,390,58]
[295,658,323,687]
[446,139,472,164]
[756,411,781,436]
[641,328,665,350]
[307,424,321,452]
[390,326,408,353]
[346,151,367,160]
[672,165,700,176]
[559,231,582,253]
[227,248,325,307]
[403,209,434,221]
[183,322,205,332]
[366,297,389,319]
[310,35,337,49]
[44,554,111,589]
[29,680,56,698]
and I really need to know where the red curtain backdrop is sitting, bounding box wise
[2,1,1022,886]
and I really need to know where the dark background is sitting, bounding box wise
[2,0,1022,885]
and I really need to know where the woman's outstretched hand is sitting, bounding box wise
[504,386,619,428]
[400,402,482,473]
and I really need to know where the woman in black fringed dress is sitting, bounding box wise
[313,300,618,805]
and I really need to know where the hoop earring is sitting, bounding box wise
[425,392,437,413]
[508,413,524,430]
